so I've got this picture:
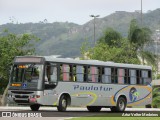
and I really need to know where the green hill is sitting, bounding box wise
[0,8,160,57]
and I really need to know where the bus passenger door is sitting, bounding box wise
[43,63,58,105]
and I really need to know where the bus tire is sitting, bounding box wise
[57,95,68,112]
[145,104,152,108]
[116,97,126,112]
[87,106,102,112]
[110,106,117,112]
[30,104,40,111]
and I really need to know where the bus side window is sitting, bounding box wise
[144,70,152,85]
[136,70,142,84]
[45,65,50,83]
[88,66,91,82]
[115,68,118,83]
[130,70,136,84]
[84,66,88,82]
[76,65,84,82]
[98,67,102,82]
[118,69,124,84]
[44,64,57,89]
[73,65,76,81]
[90,66,98,83]
[142,70,150,85]
[128,69,130,84]
[124,69,128,84]
[111,68,114,83]
[50,66,57,83]
[69,65,73,81]
[62,64,70,81]
[102,67,111,83]
[148,70,151,78]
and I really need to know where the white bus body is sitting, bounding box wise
[8,56,152,112]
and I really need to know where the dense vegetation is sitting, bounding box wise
[0,30,38,95]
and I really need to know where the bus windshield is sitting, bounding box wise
[10,64,43,89]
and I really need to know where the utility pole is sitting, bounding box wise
[90,15,100,45]
[141,0,143,26]
[156,29,160,80]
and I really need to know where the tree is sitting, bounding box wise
[152,87,160,108]
[0,30,39,105]
[99,28,122,47]
[128,19,152,48]
[128,19,154,65]
[81,19,155,66]
[81,38,140,64]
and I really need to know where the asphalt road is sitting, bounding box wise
[0,107,160,120]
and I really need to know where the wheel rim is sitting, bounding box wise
[62,99,67,108]
[119,100,124,110]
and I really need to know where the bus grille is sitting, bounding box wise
[15,95,29,99]
[14,100,29,103]
[11,91,33,94]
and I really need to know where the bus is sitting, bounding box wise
[7,56,152,112]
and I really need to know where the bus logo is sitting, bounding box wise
[129,87,140,102]
[22,83,27,88]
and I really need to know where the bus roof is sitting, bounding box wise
[43,56,152,70]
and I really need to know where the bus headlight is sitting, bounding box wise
[8,94,12,98]
[30,95,35,98]
[35,95,40,98]
[30,95,40,98]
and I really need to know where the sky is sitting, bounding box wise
[0,0,160,25]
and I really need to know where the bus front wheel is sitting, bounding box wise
[30,104,40,111]
[87,106,102,112]
[57,95,68,112]
[110,97,126,112]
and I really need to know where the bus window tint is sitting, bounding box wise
[69,65,73,81]
[146,70,152,84]
[50,66,57,83]
[136,70,143,84]
[148,70,151,78]
[62,64,70,81]
[111,68,114,83]
[88,66,98,82]
[124,69,130,84]
[130,70,136,84]
[118,69,124,84]
[76,65,84,82]
[142,70,151,85]
[98,67,102,82]
[102,67,111,83]
[115,68,118,83]
[111,68,118,83]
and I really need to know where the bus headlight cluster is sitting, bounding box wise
[30,95,40,98]
[8,94,13,98]
[30,95,35,98]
